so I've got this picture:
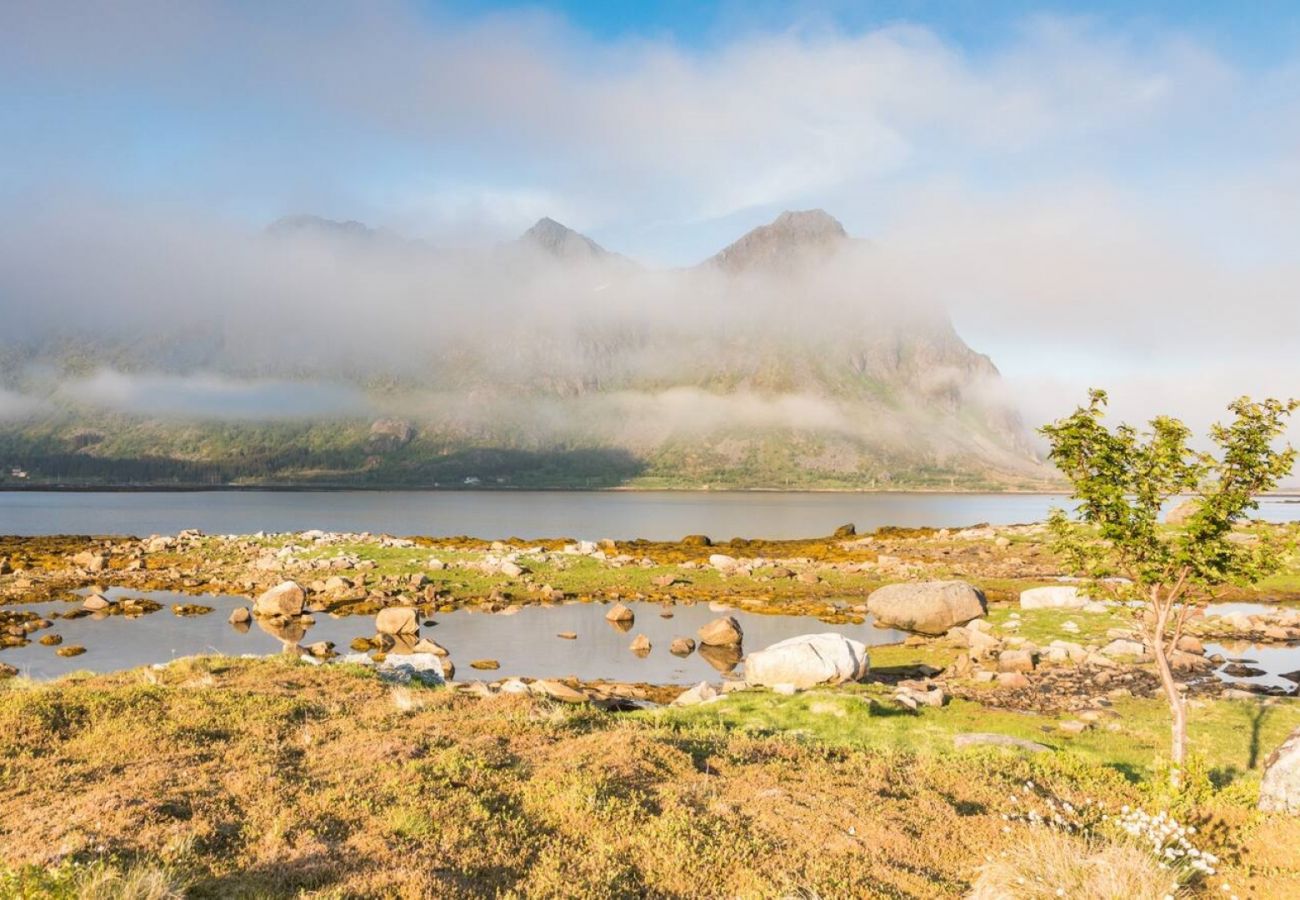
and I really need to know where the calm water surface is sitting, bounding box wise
[0,490,1080,539]
[8,490,1295,540]
[4,491,1296,541]
[3,589,906,682]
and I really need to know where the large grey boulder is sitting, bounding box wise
[744,633,870,689]
[253,581,306,617]
[866,581,987,635]
[1020,586,1089,610]
[1260,726,1300,814]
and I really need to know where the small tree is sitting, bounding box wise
[1041,390,1296,785]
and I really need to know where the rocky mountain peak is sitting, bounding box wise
[707,209,848,273]
[520,217,608,260]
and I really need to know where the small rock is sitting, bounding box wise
[56,645,86,657]
[228,607,251,625]
[1020,586,1089,610]
[629,634,652,654]
[998,649,1035,673]
[605,603,634,623]
[557,631,578,640]
[531,680,587,703]
[39,634,62,646]
[697,616,743,647]
[670,637,696,656]
[996,671,1030,689]
[470,659,500,670]
[671,681,718,707]
[83,594,112,611]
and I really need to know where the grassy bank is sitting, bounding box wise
[1,657,1298,898]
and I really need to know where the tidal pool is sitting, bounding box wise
[2,589,908,683]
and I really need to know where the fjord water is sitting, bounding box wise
[2,490,1299,540]
[4,589,907,682]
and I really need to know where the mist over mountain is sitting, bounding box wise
[0,208,1046,489]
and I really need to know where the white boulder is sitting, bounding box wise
[1020,586,1089,610]
[744,633,870,690]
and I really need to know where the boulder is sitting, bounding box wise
[708,553,739,570]
[997,649,1036,673]
[83,594,112,611]
[253,581,306,618]
[531,680,588,703]
[1260,726,1300,814]
[72,551,107,572]
[996,671,1030,689]
[672,681,718,706]
[0,662,17,679]
[1019,586,1089,610]
[697,616,743,647]
[866,581,987,635]
[1100,638,1148,660]
[500,561,525,578]
[375,606,419,636]
[744,633,869,689]
[629,634,652,654]
[604,603,634,623]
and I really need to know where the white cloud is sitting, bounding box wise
[60,371,370,420]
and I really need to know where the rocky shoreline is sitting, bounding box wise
[3,523,1299,710]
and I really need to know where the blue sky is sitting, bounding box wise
[2,1,1299,431]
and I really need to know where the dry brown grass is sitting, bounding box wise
[969,827,1185,899]
[0,657,1294,898]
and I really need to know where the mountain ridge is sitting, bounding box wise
[0,208,1048,489]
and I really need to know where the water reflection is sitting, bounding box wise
[3,588,905,683]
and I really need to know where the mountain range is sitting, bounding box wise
[0,209,1050,490]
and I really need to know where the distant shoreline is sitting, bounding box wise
[1,484,1298,499]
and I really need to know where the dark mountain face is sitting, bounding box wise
[0,209,1047,488]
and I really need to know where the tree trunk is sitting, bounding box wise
[1151,614,1187,787]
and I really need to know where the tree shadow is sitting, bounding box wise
[1248,702,1272,770]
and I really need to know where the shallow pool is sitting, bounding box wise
[2,589,907,683]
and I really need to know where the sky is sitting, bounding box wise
[2,0,1300,439]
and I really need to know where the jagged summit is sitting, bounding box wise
[706,209,849,273]
[520,217,609,260]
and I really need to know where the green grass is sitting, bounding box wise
[649,688,1300,792]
